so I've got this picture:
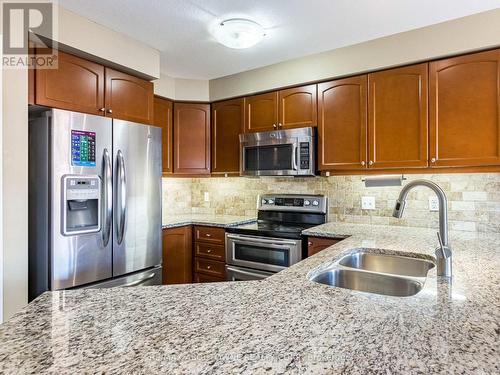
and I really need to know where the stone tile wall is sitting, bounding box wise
[163,173,500,233]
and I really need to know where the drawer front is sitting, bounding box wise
[195,242,225,261]
[194,226,225,244]
[194,273,224,283]
[195,257,226,278]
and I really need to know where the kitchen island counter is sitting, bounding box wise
[1,223,498,374]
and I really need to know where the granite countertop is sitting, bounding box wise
[1,223,499,374]
[162,213,256,229]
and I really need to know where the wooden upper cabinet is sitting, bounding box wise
[318,76,368,171]
[105,67,154,124]
[162,226,192,285]
[429,49,500,168]
[244,91,278,133]
[368,63,429,169]
[212,98,244,175]
[278,84,318,129]
[173,103,211,175]
[153,97,173,175]
[35,51,105,115]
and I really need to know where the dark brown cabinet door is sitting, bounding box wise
[278,84,317,129]
[307,237,342,257]
[153,97,173,175]
[368,63,429,169]
[173,103,211,175]
[318,76,368,171]
[244,91,278,133]
[430,49,500,167]
[35,51,105,115]
[212,98,244,175]
[105,67,154,124]
[162,226,193,284]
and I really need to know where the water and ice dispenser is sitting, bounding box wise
[62,175,101,235]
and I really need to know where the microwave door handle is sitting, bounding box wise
[101,148,112,246]
[292,144,298,170]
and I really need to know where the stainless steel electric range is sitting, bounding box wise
[225,194,327,281]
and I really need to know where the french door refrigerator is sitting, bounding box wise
[29,108,162,301]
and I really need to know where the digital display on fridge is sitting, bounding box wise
[71,130,96,167]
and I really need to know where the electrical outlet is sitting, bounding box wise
[361,196,376,210]
[429,196,439,211]
[204,192,210,202]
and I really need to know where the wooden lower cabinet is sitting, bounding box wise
[194,226,226,282]
[307,236,343,257]
[194,257,226,279]
[194,273,224,283]
[162,226,192,284]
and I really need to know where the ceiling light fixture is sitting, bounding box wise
[212,18,265,49]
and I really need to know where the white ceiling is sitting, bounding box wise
[59,0,500,80]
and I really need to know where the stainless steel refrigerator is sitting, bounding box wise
[29,108,162,301]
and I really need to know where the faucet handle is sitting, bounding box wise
[436,232,446,259]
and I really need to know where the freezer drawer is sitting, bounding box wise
[83,266,162,288]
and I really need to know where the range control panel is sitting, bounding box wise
[258,194,327,213]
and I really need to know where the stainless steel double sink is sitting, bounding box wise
[307,249,435,297]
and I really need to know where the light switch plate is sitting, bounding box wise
[361,196,376,210]
[429,196,439,211]
[204,192,210,202]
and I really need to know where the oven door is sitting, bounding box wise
[225,233,302,273]
[241,138,299,176]
[225,265,273,281]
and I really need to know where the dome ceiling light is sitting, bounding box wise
[212,18,266,49]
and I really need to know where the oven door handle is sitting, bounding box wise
[226,266,271,279]
[226,234,299,247]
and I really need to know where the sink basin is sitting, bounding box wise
[307,248,435,297]
[309,268,423,297]
[338,250,435,278]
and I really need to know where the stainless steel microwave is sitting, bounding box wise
[239,127,316,176]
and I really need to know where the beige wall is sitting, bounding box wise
[1,4,161,321]
[163,173,500,234]
[209,9,500,100]
[154,74,210,101]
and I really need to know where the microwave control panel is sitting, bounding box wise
[299,142,310,170]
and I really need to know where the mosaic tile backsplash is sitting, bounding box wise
[162,173,500,233]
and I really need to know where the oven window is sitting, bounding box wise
[234,243,289,267]
[244,144,293,171]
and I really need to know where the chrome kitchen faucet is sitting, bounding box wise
[392,180,453,278]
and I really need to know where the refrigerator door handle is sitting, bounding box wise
[116,150,127,245]
[102,148,112,246]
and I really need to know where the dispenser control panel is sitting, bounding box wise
[62,175,101,236]
[71,130,96,167]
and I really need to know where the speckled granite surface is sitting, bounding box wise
[1,223,499,374]
[162,214,256,228]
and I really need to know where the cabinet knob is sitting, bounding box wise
[368,161,374,166]
[308,241,313,246]
[273,124,277,129]
[206,249,212,253]
[206,265,211,270]
[107,109,113,114]
[278,123,283,128]
[361,161,366,166]
[205,233,211,237]
[99,108,106,112]
[431,158,436,163]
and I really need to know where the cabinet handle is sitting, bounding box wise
[273,124,277,129]
[368,161,374,166]
[99,108,106,112]
[361,161,366,166]
[107,109,113,114]
[431,158,436,163]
